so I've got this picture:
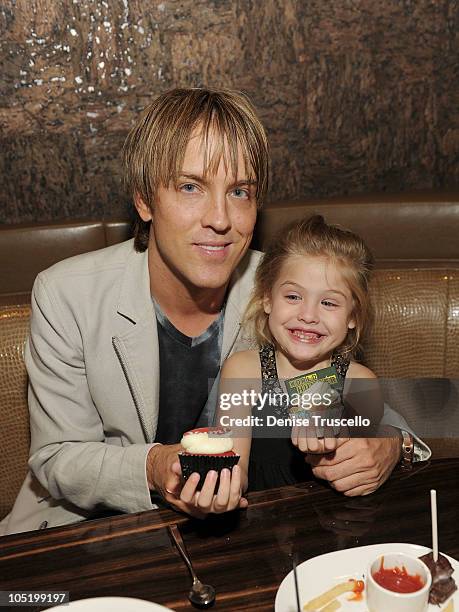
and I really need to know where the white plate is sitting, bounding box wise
[275,543,458,612]
[51,596,173,611]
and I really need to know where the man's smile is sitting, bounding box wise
[193,242,232,259]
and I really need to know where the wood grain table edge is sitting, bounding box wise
[0,460,439,563]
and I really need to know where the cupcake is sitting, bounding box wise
[179,427,240,488]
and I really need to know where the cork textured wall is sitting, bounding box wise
[1,0,458,223]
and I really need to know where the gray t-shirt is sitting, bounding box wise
[153,300,224,444]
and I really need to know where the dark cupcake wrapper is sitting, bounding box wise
[179,452,240,489]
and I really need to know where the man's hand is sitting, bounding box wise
[146,443,183,497]
[146,445,247,517]
[305,436,402,496]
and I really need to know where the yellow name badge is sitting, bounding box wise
[285,365,343,409]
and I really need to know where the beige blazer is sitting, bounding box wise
[1,240,261,535]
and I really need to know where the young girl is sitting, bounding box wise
[218,215,382,492]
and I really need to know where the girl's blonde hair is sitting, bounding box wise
[244,215,374,357]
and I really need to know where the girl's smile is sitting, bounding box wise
[287,328,325,344]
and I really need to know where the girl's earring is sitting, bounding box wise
[263,297,272,314]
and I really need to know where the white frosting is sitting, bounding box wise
[180,431,233,454]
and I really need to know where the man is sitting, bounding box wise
[1,87,428,536]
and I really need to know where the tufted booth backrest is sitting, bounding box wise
[365,269,459,378]
[0,305,31,520]
[0,220,132,306]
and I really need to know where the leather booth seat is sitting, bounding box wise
[1,190,458,520]
[0,220,132,306]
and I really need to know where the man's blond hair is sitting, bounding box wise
[123,87,269,251]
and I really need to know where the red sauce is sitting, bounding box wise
[348,580,365,601]
[372,558,425,593]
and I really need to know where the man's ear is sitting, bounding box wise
[263,295,272,315]
[134,193,153,222]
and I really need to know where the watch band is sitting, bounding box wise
[401,429,414,467]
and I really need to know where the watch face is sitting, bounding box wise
[402,432,414,465]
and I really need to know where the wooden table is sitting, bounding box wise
[1,459,458,611]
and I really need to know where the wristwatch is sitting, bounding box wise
[400,429,414,467]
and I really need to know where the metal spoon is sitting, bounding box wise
[168,524,216,608]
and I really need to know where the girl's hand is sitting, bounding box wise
[291,424,349,454]
[167,462,248,518]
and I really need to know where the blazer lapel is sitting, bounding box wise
[113,247,159,442]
